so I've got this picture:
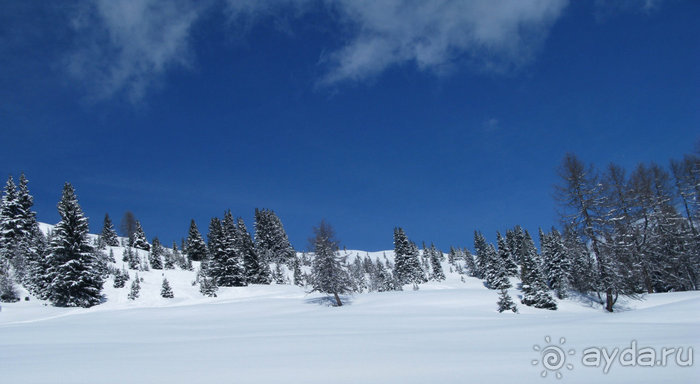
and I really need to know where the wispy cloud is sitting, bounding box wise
[65,0,211,102]
[318,0,569,85]
[593,0,665,21]
[483,118,501,133]
[64,0,570,100]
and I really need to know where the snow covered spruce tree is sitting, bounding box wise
[393,227,425,287]
[519,230,556,310]
[488,247,512,291]
[17,174,51,298]
[149,237,164,270]
[496,232,518,276]
[131,221,150,251]
[462,248,477,277]
[128,274,140,300]
[472,231,490,279]
[0,176,25,301]
[186,219,208,262]
[113,267,129,288]
[0,175,33,289]
[161,277,174,298]
[0,262,19,302]
[236,217,270,284]
[309,220,352,307]
[540,228,570,299]
[45,183,104,307]
[428,243,445,281]
[254,208,295,265]
[100,213,119,247]
[483,243,502,289]
[209,214,246,287]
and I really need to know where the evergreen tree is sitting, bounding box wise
[123,247,139,270]
[272,263,286,284]
[131,221,150,251]
[519,230,557,310]
[473,231,490,279]
[510,226,526,266]
[0,176,25,276]
[163,248,175,270]
[186,219,208,262]
[462,248,477,277]
[100,214,119,247]
[428,243,445,281]
[254,208,295,265]
[171,242,189,270]
[348,256,366,292]
[198,266,218,297]
[309,220,352,306]
[393,228,424,286]
[292,256,305,287]
[45,183,104,307]
[127,275,140,300]
[370,259,400,292]
[149,237,164,270]
[236,218,270,284]
[160,278,174,298]
[447,246,458,265]
[24,222,49,299]
[483,243,503,289]
[212,213,246,287]
[541,228,571,299]
[2,174,46,294]
[497,288,517,313]
[0,261,19,302]
[107,248,116,263]
[113,267,129,288]
[488,249,512,290]
[496,232,518,276]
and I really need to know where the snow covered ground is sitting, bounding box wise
[1,244,698,383]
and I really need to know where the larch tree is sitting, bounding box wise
[555,153,616,312]
[309,220,352,307]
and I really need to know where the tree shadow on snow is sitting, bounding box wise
[566,290,640,312]
[305,295,353,307]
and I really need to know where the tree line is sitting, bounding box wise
[0,149,697,311]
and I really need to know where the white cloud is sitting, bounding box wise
[319,0,569,85]
[66,0,211,102]
[65,0,570,100]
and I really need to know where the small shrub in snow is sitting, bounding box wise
[497,289,517,313]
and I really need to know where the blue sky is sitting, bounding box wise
[1,0,698,251]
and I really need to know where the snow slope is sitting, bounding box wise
[0,232,698,383]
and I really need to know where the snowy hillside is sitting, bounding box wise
[1,225,698,383]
